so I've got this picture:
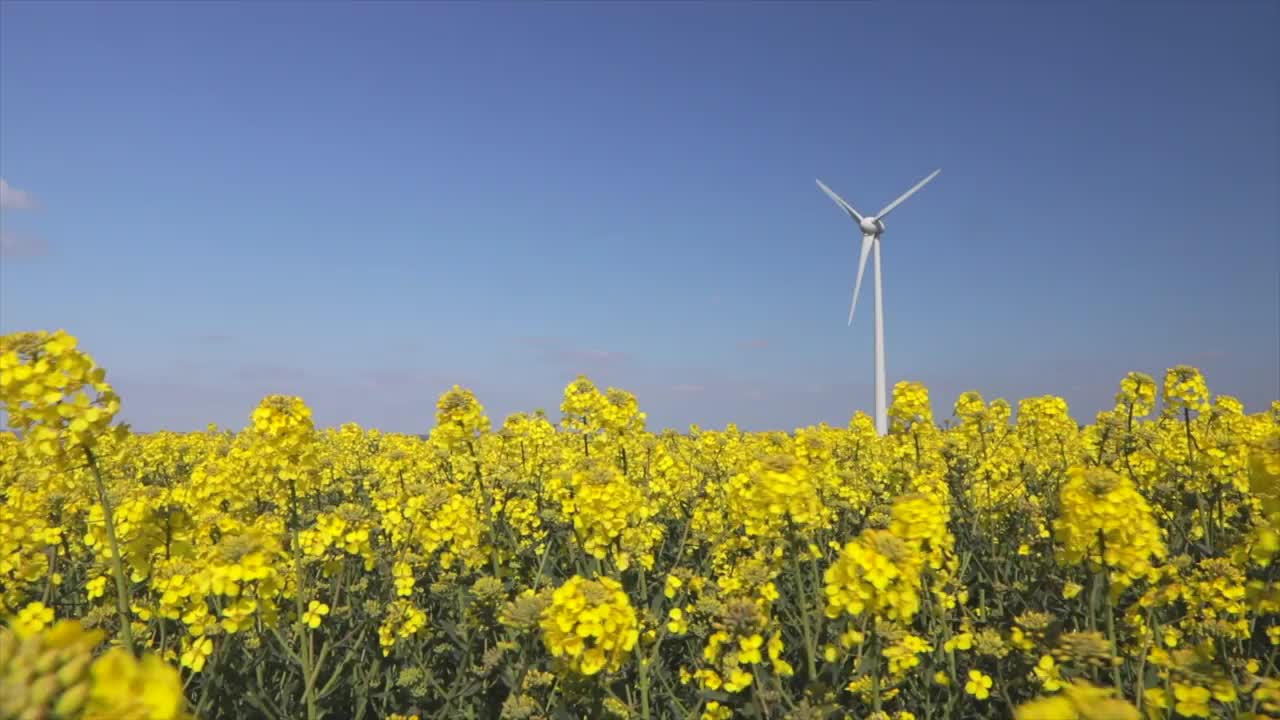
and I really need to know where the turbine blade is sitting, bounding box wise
[848,234,875,326]
[815,178,864,223]
[875,168,940,220]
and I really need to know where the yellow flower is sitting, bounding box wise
[86,576,109,600]
[1172,683,1211,718]
[965,670,994,700]
[723,667,753,693]
[695,668,722,691]
[664,574,683,599]
[87,646,191,719]
[1034,655,1063,692]
[767,632,794,676]
[701,700,733,720]
[737,634,764,664]
[667,607,688,635]
[944,632,973,652]
[303,600,331,629]
[179,636,214,672]
[12,601,55,637]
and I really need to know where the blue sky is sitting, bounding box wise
[2,1,1276,433]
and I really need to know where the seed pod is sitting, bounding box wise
[53,681,90,717]
[55,654,91,689]
[33,648,61,676]
[0,632,15,668]
[28,675,59,707]
[0,623,99,720]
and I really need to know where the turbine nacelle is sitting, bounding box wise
[859,217,883,235]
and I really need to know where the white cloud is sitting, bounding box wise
[0,179,37,211]
[0,231,47,258]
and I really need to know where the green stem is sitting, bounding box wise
[870,624,881,714]
[1097,531,1122,694]
[1086,572,1099,634]
[639,655,651,720]
[289,478,319,720]
[1102,577,1121,693]
[789,551,818,682]
[85,447,135,655]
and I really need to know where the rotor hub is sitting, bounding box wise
[860,217,883,235]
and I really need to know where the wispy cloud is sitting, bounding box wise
[0,179,37,211]
[736,338,769,351]
[1,180,46,258]
[234,364,307,382]
[0,231,48,258]
[516,337,630,368]
[361,368,466,389]
[574,349,628,361]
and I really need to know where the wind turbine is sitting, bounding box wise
[815,168,941,436]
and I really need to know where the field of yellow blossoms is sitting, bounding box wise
[1,329,1277,720]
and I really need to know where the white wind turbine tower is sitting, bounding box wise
[815,168,941,436]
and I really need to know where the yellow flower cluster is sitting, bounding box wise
[539,575,639,676]
[889,381,933,433]
[429,385,490,456]
[692,595,794,694]
[248,394,321,495]
[0,330,122,465]
[601,388,646,440]
[824,528,922,623]
[1054,466,1166,589]
[378,599,428,656]
[888,492,953,572]
[418,494,486,570]
[2,330,1277,719]
[728,453,829,539]
[1245,431,1280,567]
[1162,365,1211,417]
[555,459,661,570]
[560,376,608,442]
[1115,371,1157,417]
